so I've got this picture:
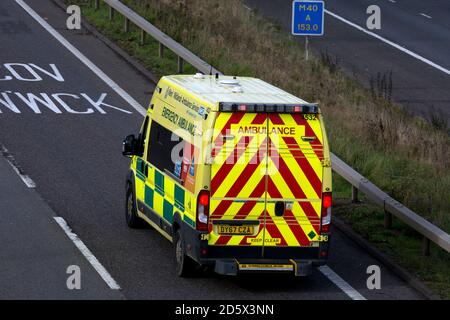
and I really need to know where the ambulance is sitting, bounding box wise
[122,74,332,277]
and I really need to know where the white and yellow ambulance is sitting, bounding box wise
[122,74,332,277]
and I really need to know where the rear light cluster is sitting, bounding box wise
[219,102,319,114]
[196,190,210,231]
[321,192,332,234]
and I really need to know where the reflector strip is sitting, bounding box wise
[239,264,294,271]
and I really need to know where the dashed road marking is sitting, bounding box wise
[420,13,432,19]
[54,217,121,290]
[318,265,367,300]
[0,144,36,188]
[325,9,450,76]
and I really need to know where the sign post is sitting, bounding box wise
[292,0,325,60]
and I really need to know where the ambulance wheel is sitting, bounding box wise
[125,182,145,229]
[174,230,196,277]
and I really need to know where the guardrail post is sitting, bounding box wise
[422,237,431,256]
[94,0,99,10]
[109,6,114,21]
[384,210,392,229]
[124,17,130,33]
[178,56,184,73]
[159,43,164,58]
[140,29,146,46]
[351,186,359,203]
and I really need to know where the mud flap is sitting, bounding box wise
[291,260,313,276]
[214,259,238,276]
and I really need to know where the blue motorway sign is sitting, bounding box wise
[292,0,325,36]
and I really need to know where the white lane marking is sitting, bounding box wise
[15,0,129,292]
[325,9,450,76]
[16,0,367,299]
[7,161,36,188]
[388,0,396,3]
[420,13,432,19]
[0,144,36,188]
[318,265,367,300]
[54,217,121,290]
[15,0,147,116]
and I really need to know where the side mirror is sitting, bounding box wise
[122,134,138,157]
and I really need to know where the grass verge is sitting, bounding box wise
[334,194,450,299]
[67,0,450,298]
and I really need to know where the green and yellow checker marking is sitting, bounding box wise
[135,159,196,229]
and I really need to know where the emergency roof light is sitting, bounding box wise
[219,102,319,113]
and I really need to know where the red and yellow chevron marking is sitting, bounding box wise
[209,112,324,247]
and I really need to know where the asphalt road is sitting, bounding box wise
[0,0,427,299]
[0,155,123,299]
[245,0,450,122]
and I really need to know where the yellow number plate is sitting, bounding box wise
[217,225,254,235]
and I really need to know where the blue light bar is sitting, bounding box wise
[219,102,319,113]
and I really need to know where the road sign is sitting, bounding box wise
[292,0,324,36]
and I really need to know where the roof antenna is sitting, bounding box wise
[209,65,213,76]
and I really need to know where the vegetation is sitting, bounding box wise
[334,198,450,299]
[69,0,450,298]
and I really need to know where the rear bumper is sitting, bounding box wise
[182,221,329,276]
[206,244,328,260]
[203,247,327,276]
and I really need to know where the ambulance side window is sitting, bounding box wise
[147,121,184,177]
[138,116,149,157]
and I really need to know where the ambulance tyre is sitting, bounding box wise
[125,181,145,229]
[174,229,196,277]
